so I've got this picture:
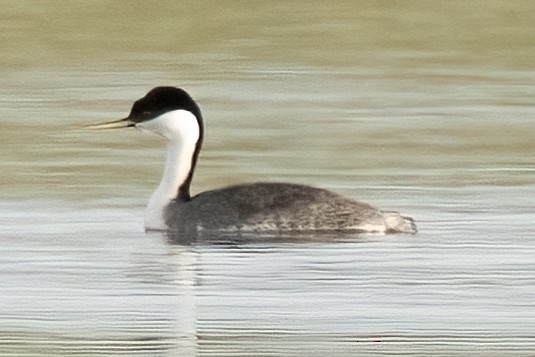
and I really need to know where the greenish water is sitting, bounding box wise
[1,1,535,356]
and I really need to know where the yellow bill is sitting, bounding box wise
[84,118,135,130]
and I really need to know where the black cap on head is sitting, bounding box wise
[125,87,204,201]
[128,86,203,124]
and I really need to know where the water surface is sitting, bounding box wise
[1,1,535,356]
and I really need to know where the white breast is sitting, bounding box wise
[144,189,172,230]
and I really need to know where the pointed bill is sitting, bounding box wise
[84,118,135,130]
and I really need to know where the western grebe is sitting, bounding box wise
[88,86,417,234]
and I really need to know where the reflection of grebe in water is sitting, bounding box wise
[88,87,417,235]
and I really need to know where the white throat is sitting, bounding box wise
[137,110,200,230]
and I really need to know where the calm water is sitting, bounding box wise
[2,1,535,356]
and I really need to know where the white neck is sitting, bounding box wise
[138,110,200,230]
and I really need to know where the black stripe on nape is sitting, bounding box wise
[127,86,205,201]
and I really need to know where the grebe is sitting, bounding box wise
[88,87,416,234]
